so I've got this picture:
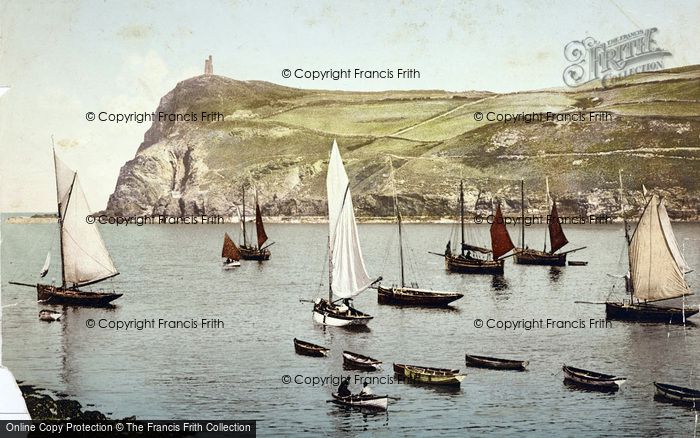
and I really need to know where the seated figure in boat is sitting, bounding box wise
[359,382,373,397]
[337,378,351,397]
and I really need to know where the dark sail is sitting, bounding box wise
[548,199,568,253]
[222,232,241,261]
[490,204,515,260]
[255,202,268,249]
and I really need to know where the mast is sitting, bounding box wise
[242,186,247,247]
[460,180,465,256]
[543,177,550,252]
[52,145,67,288]
[520,179,525,249]
[328,235,333,302]
[397,198,405,288]
[619,170,632,301]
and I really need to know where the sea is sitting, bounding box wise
[1,218,699,436]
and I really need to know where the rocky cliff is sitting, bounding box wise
[106,66,700,220]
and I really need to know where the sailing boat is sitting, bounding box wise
[221,232,241,268]
[605,171,697,323]
[514,178,584,266]
[238,187,272,260]
[440,181,515,275]
[312,140,378,327]
[10,149,122,306]
[377,167,464,306]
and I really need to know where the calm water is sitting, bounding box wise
[2,220,699,436]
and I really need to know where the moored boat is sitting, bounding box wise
[653,382,700,406]
[393,363,459,375]
[562,365,626,390]
[342,351,381,371]
[221,232,241,269]
[403,365,465,386]
[330,393,388,411]
[377,285,463,307]
[568,261,588,266]
[465,354,528,371]
[293,338,329,357]
[238,187,272,261]
[39,309,62,322]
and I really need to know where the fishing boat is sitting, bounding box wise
[330,393,389,411]
[605,171,697,324]
[9,149,122,307]
[465,354,528,371]
[238,187,272,261]
[568,261,588,266]
[39,310,62,322]
[393,363,459,375]
[311,140,379,327]
[562,365,626,390]
[514,178,585,266]
[377,168,463,306]
[221,232,241,268]
[653,382,700,406]
[293,338,329,357]
[439,182,515,275]
[403,365,466,386]
[342,351,382,371]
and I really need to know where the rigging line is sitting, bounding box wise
[61,230,116,274]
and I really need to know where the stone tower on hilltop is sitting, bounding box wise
[204,55,213,75]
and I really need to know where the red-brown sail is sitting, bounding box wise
[255,202,268,249]
[222,232,241,261]
[490,203,515,260]
[548,199,568,253]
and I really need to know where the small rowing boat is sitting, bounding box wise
[563,365,626,390]
[343,351,381,371]
[568,261,588,266]
[293,338,329,357]
[465,354,528,371]
[654,382,700,406]
[330,393,388,411]
[39,310,62,322]
[393,363,459,375]
[403,365,465,386]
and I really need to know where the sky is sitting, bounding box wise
[1,0,699,212]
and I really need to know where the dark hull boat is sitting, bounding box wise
[239,246,271,261]
[238,187,273,261]
[293,338,329,357]
[342,351,382,371]
[440,182,515,276]
[514,249,566,266]
[465,354,528,371]
[10,149,122,307]
[654,382,700,406]
[562,365,626,391]
[330,393,388,411]
[377,285,463,307]
[403,365,466,386]
[606,302,698,324]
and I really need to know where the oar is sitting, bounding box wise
[574,301,607,305]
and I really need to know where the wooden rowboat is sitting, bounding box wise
[293,338,329,357]
[563,365,626,390]
[393,363,459,375]
[568,261,588,266]
[377,285,463,307]
[654,382,700,406]
[404,365,465,386]
[465,354,528,371]
[343,351,381,371]
[330,393,388,411]
[39,309,62,322]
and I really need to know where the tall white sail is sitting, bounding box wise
[629,195,691,301]
[658,200,691,273]
[54,153,118,287]
[326,140,371,299]
[40,252,51,277]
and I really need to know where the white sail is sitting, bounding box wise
[54,153,118,287]
[629,195,691,301]
[658,200,692,273]
[326,140,372,299]
[40,252,51,277]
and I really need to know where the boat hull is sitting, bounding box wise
[465,354,528,371]
[331,393,388,411]
[377,285,463,307]
[222,261,241,269]
[239,246,270,261]
[445,255,504,275]
[37,284,122,307]
[514,249,566,266]
[562,365,625,391]
[293,338,329,357]
[654,382,700,406]
[606,302,698,324]
[404,365,465,386]
[312,301,373,327]
[342,351,382,371]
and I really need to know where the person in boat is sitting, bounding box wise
[445,241,451,256]
[359,382,373,397]
[337,378,351,397]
